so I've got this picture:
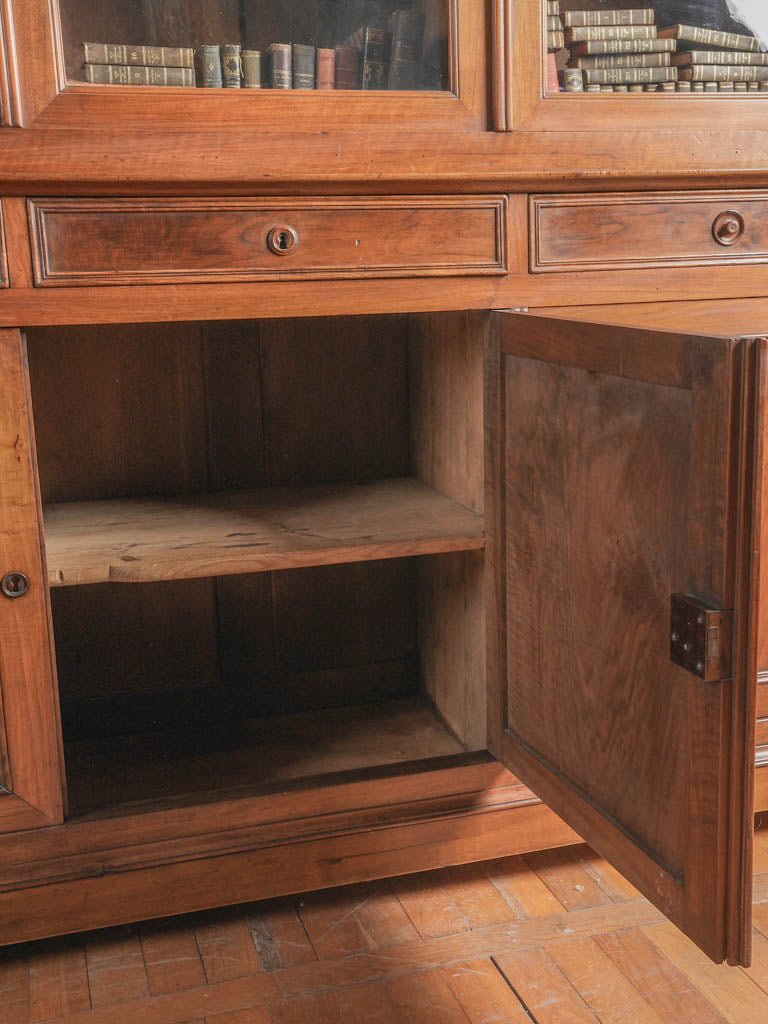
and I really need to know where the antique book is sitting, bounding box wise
[221,45,242,87]
[388,9,425,89]
[562,67,584,90]
[201,45,222,87]
[316,48,335,89]
[242,50,263,88]
[582,66,678,83]
[547,16,563,31]
[547,0,560,13]
[292,43,315,88]
[361,26,388,90]
[677,62,768,79]
[85,64,196,85]
[672,49,768,64]
[268,43,292,88]
[546,51,560,91]
[568,38,676,55]
[334,46,359,89]
[571,52,671,68]
[548,30,565,49]
[83,43,195,68]
[561,9,655,27]
[566,25,657,42]
[657,25,760,51]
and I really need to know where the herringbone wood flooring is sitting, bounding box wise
[5,832,768,1023]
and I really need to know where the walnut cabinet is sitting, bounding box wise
[0,0,767,972]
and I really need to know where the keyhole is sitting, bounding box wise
[1,572,29,598]
[267,225,299,256]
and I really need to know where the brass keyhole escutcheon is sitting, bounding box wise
[712,210,745,247]
[267,225,299,256]
[1,572,29,598]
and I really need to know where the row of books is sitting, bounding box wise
[549,6,767,92]
[82,9,427,91]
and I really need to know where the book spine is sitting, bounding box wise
[316,48,335,89]
[292,44,315,88]
[547,31,565,50]
[334,46,359,89]
[582,66,677,84]
[242,50,262,88]
[566,25,657,42]
[361,27,388,90]
[221,44,242,88]
[572,53,671,69]
[547,0,560,13]
[388,10,425,89]
[268,43,292,88]
[568,38,675,55]
[546,51,560,92]
[657,25,759,52]
[562,68,584,91]
[83,43,196,68]
[546,16,562,31]
[562,9,654,27]
[678,64,768,81]
[201,45,222,87]
[672,50,768,66]
[85,64,196,86]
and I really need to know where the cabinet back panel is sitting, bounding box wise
[53,559,417,742]
[26,315,411,503]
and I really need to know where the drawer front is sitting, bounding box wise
[29,197,508,286]
[531,191,768,273]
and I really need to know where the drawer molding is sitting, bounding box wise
[29,196,509,287]
[530,191,768,273]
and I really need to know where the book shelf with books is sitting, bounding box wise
[60,0,450,92]
[544,1,768,95]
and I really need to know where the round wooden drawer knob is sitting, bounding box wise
[267,225,299,255]
[712,211,744,246]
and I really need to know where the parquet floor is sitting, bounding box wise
[5,833,768,1024]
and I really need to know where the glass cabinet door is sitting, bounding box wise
[8,0,486,128]
[498,0,768,130]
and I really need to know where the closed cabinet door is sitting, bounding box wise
[489,307,764,966]
[0,329,64,832]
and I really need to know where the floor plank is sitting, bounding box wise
[643,920,768,1024]
[494,946,600,1023]
[84,926,149,1009]
[483,854,567,918]
[0,953,30,1024]
[385,969,471,1024]
[546,934,666,1023]
[440,958,532,1023]
[437,863,516,929]
[140,919,206,996]
[594,927,728,1024]
[28,937,90,1023]
[523,847,615,912]
[246,900,317,972]
[194,908,263,984]
[390,872,469,939]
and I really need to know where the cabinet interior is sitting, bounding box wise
[25,312,488,817]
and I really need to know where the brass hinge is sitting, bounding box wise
[670,593,733,682]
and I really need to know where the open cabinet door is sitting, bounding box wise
[488,310,764,966]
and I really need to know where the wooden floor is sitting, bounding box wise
[5,832,768,1024]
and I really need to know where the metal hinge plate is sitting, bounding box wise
[670,593,733,682]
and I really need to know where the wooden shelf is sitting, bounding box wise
[43,477,485,586]
[64,697,468,816]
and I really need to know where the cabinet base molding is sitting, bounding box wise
[0,764,578,946]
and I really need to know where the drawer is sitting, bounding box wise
[28,196,508,287]
[530,191,768,273]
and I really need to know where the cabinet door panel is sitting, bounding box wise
[490,312,762,966]
[0,329,64,831]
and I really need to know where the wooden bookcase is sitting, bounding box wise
[0,0,767,969]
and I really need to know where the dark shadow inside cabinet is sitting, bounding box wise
[25,312,487,817]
